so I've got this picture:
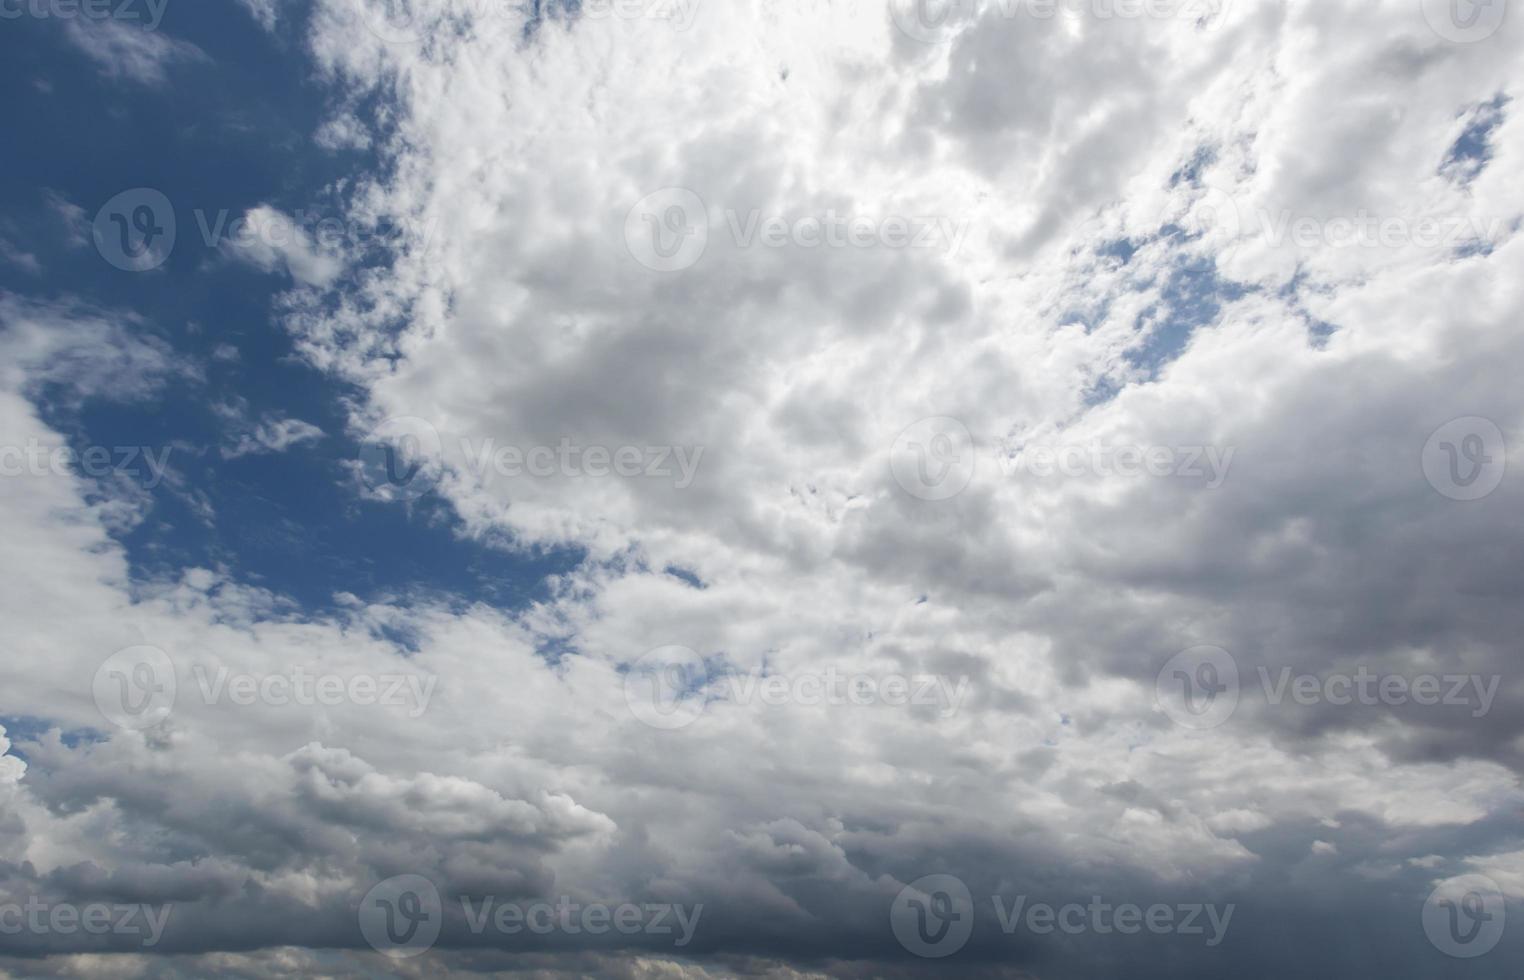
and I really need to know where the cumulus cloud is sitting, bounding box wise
[2,0,1522,976]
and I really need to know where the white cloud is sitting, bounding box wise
[2,1,1523,974]
[219,206,345,288]
[60,18,207,87]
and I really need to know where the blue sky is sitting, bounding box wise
[1,2,1522,978]
[0,4,582,618]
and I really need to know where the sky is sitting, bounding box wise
[0,0,1521,976]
